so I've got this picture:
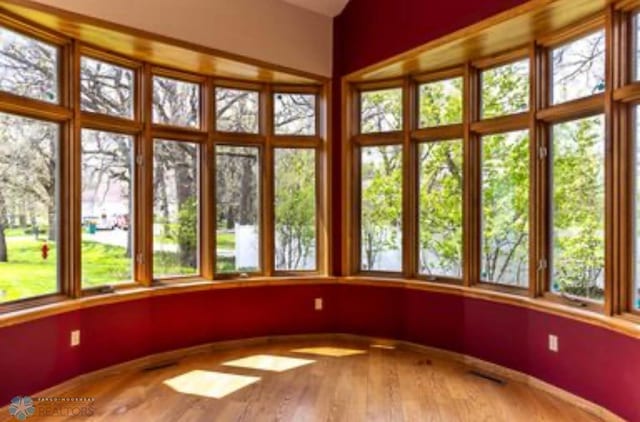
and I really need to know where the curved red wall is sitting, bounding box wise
[1,284,639,420]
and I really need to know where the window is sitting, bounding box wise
[80,56,134,119]
[81,129,134,287]
[274,93,316,136]
[153,139,199,278]
[551,30,605,104]
[0,25,58,103]
[481,59,529,119]
[360,145,402,272]
[360,88,402,133]
[215,87,259,134]
[215,145,260,274]
[0,112,59,303]
[418,77,462,128]
[481,130,529,287]
[551,115,605,301]
[153,76,200,128]
[274,148,316,271]
[418,140,463,278]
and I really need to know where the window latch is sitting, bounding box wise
[538,146,548,160]
[537,259,547,271]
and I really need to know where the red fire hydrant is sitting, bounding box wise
[41,242,49,260]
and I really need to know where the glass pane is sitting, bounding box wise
[636,107,640,310]
[360,145,403,272]
[153,139,199,278]
[0,25,58,103]
[153,76,200,128]
[215,87,259,133]
[274,148,316,270]
[551,115,605,301]
[418,77,462,128]
[481,130,529,286]
[0,112,58,303]
[360,88,402,133]
[81,129,134,287]
[552,30,605,104]
[215,145,260,273]
[81,56,134,119]
[418,140,463,278]
[481,59,529,119]
[274,93,316,136]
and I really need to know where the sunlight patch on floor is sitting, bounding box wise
[163,370,260,399]
[291,346,366,357]
[222,354,315,372]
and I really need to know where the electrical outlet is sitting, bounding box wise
[548,334,558,352]
[314,298,323,311]
[71,330,80,347]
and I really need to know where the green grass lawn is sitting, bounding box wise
[0,233,195,303]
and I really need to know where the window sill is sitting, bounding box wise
[0,275,338,328]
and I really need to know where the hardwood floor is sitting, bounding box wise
[18,339,603,421]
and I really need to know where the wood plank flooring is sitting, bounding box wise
[10,339,604,421]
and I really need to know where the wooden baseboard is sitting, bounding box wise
[0,333,625,422]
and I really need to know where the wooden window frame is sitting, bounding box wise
[0,9,329,312]
[344,7,640,319]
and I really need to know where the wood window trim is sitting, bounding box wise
[0,9,328,310]
[343,6,631,319]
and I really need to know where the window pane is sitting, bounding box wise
[81,56,134,119]
[153,76,200,128]
[274,93,316,136]
[81,129,134,287]
[274,148,316,270]
[552,115,605,301]
[215,145,260,273]
[418,78,462,128]
[481,130,529,286]
[153,139,199,278]
[418,140,463,278]
[360,88,402,133]
[0,112,58,303]
[361,145,402,272]
[215,87,259,133]
[481,59,529,119]
[0,25,58,103]
[552,30,605,104]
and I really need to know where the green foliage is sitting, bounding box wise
[419,78,463,128]
[481,60,529,119]
[275,149,316,270]
[361,88,402,133]
[419,141,463,277]
[481,131,530,285]
[361,145,402,271]
[552,116,605,300]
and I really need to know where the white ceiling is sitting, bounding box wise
[282,0,349,17]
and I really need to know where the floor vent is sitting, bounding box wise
[142,361,178,372]
[469,370,506,385]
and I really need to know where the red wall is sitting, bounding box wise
[1,284,639,420]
